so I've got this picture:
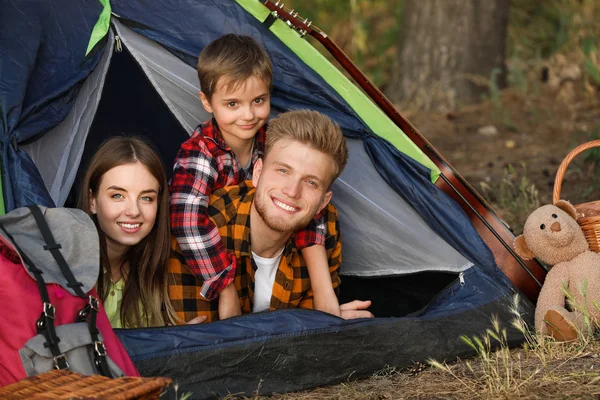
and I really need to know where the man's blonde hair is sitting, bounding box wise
[197,34,272,101]
[265,110,348,184]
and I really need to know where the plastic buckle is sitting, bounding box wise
[43,302,55,319]
[89,296,100,311]
[94,341,107,357]
[53,354,69,369]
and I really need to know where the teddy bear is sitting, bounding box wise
[514,200,600,341]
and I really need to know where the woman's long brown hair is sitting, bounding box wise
[78,136,179,327]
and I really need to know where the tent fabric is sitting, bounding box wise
[112,20,212,134]
[22,20,212,207]
[363,137,499,275]
[116,270,534,398]
[17,13,481,277]
[0,0,106,210]
[110,0,375,140]
[2,0,537,397]
[237,0,440,179]
[336,139,471,276]
[118,267,514,354]
[22,30,115,207]
[109,0,493,277]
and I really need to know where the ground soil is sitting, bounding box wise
[247,339,600,400]
[245,87,600,400]
[407,86,600,234]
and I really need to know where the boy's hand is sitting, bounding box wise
[218,283,242,320]
[186,315,208,324]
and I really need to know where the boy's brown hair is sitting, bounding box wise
[197,34,273,101]
[265,110,348,185]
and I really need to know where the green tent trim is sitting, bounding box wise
[236,0,440,182]
[86,0,112,56]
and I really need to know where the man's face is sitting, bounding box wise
[252,139,334,234]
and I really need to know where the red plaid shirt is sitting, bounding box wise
[170,119,326,300]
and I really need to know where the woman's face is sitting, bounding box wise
[90,162,160,256]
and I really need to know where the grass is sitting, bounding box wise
[479,164,540,234]
[242,292,600,400]
[424,287,600,400]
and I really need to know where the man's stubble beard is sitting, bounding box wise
[253,190,315,234]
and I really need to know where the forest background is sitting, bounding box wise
[244,1,600,399]
[283,0,600,235]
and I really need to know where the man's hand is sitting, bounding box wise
[339,300,373,320]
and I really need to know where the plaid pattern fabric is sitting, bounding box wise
[168,237,218,323]
[169,118,265,300]
[170,119,327,300]
[168,181,342,323]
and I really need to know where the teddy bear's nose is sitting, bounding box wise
[550,221,561,232]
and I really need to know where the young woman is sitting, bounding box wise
[78,136,179,328]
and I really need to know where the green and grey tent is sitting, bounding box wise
[0,0,547,398]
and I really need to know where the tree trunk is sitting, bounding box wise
[387,0,510,111]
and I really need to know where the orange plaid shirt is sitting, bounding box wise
[168,181,342,323]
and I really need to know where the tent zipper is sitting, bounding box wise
[114,34,122,53]
[405,271,466,318]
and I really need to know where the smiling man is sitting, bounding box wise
[169,110,373,322]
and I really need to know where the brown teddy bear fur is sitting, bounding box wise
[514,200,600,341]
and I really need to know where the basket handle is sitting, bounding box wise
[553,140,600,204]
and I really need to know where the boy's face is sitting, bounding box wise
[200,76,270,145]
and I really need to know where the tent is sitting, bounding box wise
[1,0,547,398]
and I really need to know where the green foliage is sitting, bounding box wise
[172,383,193,400]
[480,164,540,234]
[427,293,598,398]
[580,36,600,85]
[508,0,575,59]
[428,296,541,396]
[497,164,540,221]
[506,51,530,93]
[279,0,404,87]
[489,68,518,131]
[566,125,600,200]
[582,124,600,165]
[281,0,598,100]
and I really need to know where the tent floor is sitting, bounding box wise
[339,271,458,318]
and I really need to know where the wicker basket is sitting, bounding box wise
[553,140,600,252]
[0,369,172,399]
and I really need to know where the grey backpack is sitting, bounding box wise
[0,205,124,378]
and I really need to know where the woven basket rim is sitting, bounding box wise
[0,369,172,399]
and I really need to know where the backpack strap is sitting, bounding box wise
[26,205,87,298]
[77,296,113,378]
[0,206,113,377]
[0,220,68,370]
[25,205,113,378]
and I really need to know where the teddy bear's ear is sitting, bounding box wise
[554,199,577,220]
[514,235,535,260]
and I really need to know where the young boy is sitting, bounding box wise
[170,34,341,320]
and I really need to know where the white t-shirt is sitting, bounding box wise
[252,249,284,313]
